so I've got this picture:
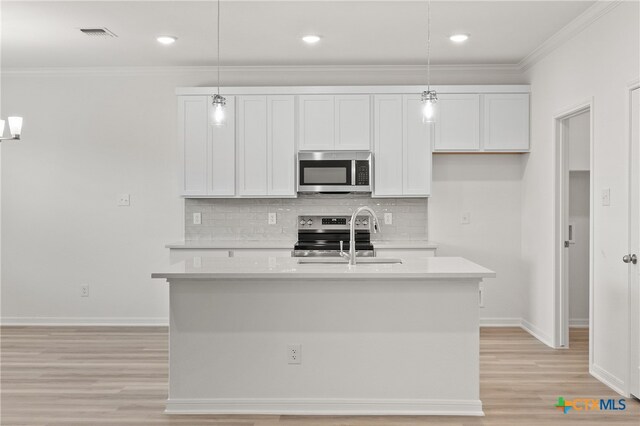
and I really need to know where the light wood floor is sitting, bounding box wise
[1,327,638,425]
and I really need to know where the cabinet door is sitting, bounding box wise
[208,96,236,196]
[434,94,480,151]
[483,93,530,151]
[373,95,404,196]
[178,96,208,196]
[403,95,432,196]
[298,95,334,150]
[267,96,296,196]
[238,96,268,196]
[335,95,371,150]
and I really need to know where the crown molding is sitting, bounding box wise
[518,0,623,72]
[1,63,522,77]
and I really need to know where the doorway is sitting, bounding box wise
[554,102,593,349]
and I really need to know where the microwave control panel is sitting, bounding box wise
[355,161,370,186]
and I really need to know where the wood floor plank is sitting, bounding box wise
[1,326,638,425]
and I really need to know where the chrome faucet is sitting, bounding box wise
[339,206,381,265]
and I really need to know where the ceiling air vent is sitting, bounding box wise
[80,28,117,38]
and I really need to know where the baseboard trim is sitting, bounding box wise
[479,318,522,327]
[520,319,555,348]
[569,318,589,328]
[590,364,627,396]
[165,398,484,416]
[0,317,169,326]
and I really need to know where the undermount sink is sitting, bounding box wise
[297,258,403,265]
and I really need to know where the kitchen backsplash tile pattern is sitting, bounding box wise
[185,194,428,241]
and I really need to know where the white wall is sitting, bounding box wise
[569,171,589,325]
[0,66,526,324]
[430,154,524,323]
[522,1,639,393]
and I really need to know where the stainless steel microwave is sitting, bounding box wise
[297,151,372,193]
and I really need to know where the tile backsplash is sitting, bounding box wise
[185,194,428,242]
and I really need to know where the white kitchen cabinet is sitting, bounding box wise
[169,248,292,263]
[267,96,296,196]
[433,94,480,151]
[178,95,236,196]
[299,95,370,151]
[231,249,293,258]
[373,95,432,197]
[238,96,268,196]
[483,93,530,151]
[237,95,296,197]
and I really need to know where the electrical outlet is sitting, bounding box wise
[193,213,202,225]
[287,344,301,364]
[601,188,611,206]
[384,213,393,225]
[461,211,471,224]
[81,285,89,298]
[268,212,277,225]
[479,287,484,308]
[118,194,130,206]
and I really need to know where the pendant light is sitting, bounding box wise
[0,116,23,142]
[421,0,437,124]
[210,0,226,127]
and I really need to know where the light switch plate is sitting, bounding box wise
[118,194,130,206]
[601,188,611,206]
[268,213,277,225]
[384,213,393,225]
[193,213,202,225]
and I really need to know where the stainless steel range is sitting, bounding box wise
[293,215,375,257]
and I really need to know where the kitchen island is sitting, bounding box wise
[152,256,495,416]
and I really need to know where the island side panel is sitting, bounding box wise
[167,278,482,415]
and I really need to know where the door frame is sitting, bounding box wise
[553,99,594,350]
[627,80,640,397]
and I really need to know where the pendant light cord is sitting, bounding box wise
[217,0,221,96]
[427,0,431,93]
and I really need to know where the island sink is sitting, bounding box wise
[297,257,403,264]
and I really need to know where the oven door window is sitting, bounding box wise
[300,160,352,186]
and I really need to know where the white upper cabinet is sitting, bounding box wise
[237,95,296,197]
[299,95,371,151]
[178,95,235,196]
[267,96,296,196]
[483,93,530,151]
[433,94,480,151]
[373,95,432,197]
[238,96,268,196]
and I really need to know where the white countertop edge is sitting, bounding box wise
[165,241,438,250]
[152,272,494,280]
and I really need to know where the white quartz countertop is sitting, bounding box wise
[165,240,438,249]
[151,256,494,280]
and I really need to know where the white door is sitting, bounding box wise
[403,95,432,196]
[483,93,530,151]
[267,96,296,196]
[335,95,371,150]
[298,95,334,150]
[237,96,268,196]
[630,87,640,398]
[373,95,404,196]
[208,96,236,196]
[434,94,480,151]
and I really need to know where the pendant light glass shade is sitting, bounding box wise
[210,94,226,127]
[421,90,437,123]
[8,116,23,137]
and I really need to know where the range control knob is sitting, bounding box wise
[299,220,306,225]
[355,219,361,226]
[363,219,369,226]
[307,219,313,226]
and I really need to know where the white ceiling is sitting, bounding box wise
[1,1,595,68]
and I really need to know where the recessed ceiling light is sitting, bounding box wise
[449,34,469,43]
[302,35,321,44]
[157,35,177,45]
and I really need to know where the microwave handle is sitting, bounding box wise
[351,160,356,186]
